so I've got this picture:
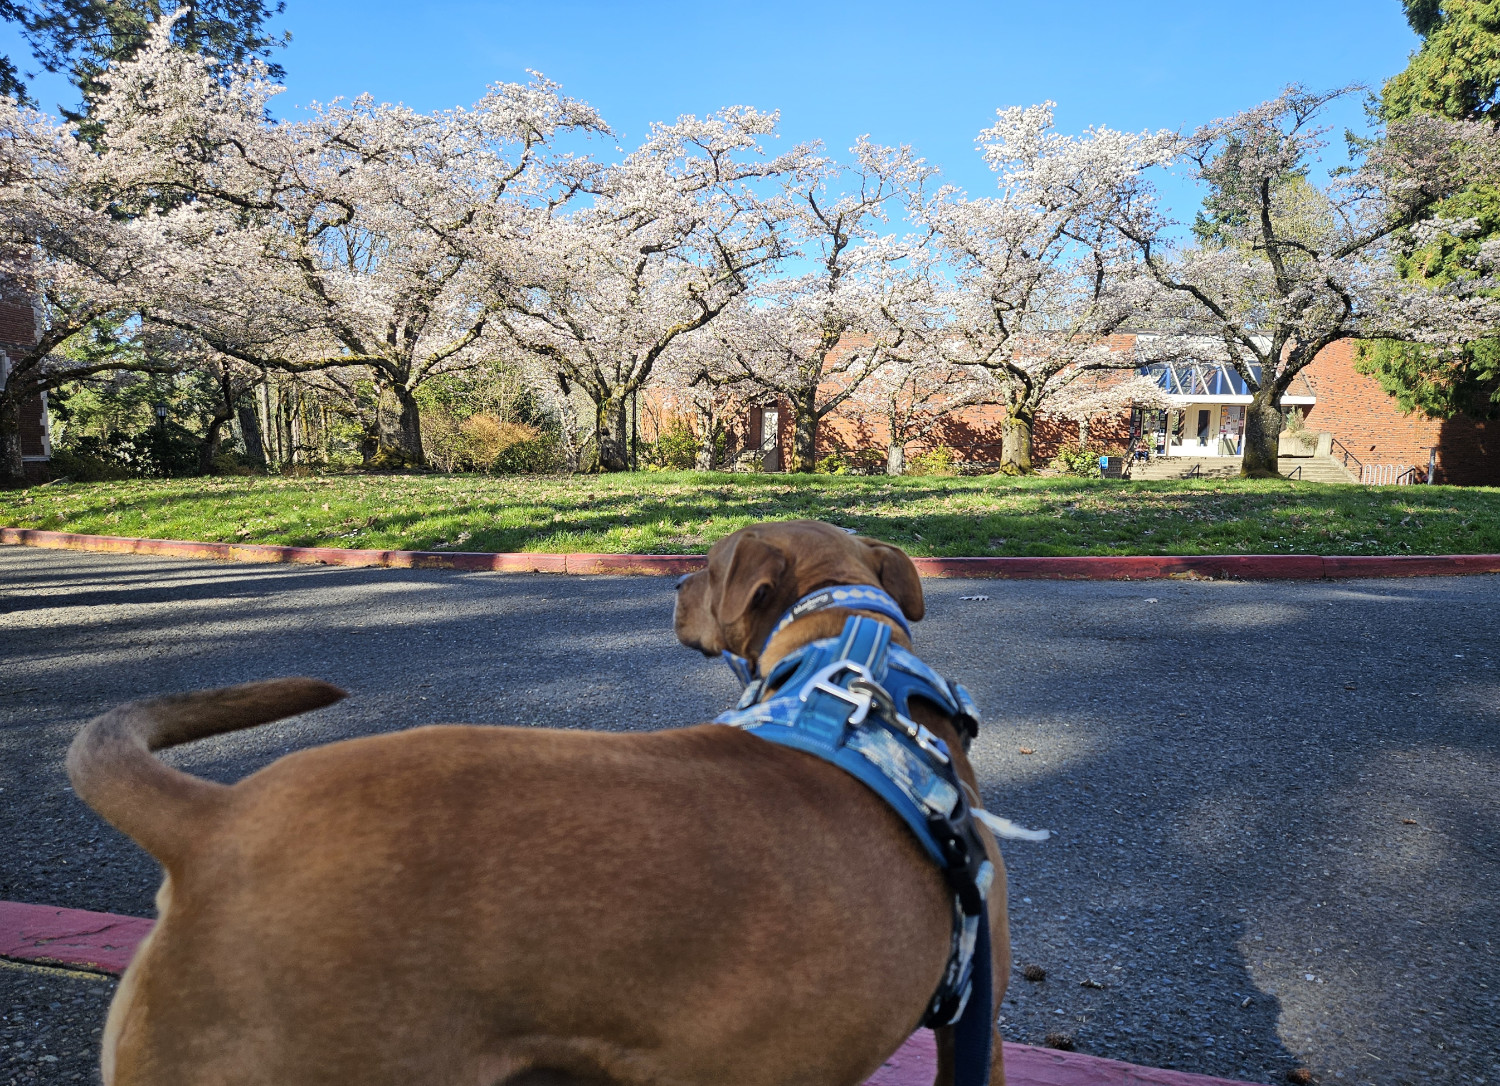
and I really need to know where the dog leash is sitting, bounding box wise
[716,616,995,1086]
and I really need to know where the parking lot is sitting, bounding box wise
[2,545,1497,1085]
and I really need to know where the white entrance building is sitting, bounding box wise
[1135,360,1315,457]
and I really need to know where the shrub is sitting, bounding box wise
[209,450,258,476]
[47,446,133,482]
[817,449,885,475]
[1049,442,1100,477]
[905,446,957,476]
[52,425,200,479]
[641,418,698,471]
[490,421,563,474]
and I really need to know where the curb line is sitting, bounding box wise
[6,526,1500,581]
[0,901,1259,1086]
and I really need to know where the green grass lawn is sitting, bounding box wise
[3,471,1498,557]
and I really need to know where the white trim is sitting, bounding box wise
[1159,394,1315,406]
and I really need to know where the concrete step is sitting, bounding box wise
[1279,456,1358,484]
[1129,454,1358,483]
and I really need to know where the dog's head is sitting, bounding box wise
[674,520,923,664]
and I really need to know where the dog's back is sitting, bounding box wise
[74,683,953,1086]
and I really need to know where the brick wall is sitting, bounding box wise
[0,295,36,348]
[0,288,49,472]
[1302,340,1500,486]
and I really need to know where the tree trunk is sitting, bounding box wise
[1000,407,1034,473]
[693,400,719,471]
[236,403,266,466]
[391,385,426,467]
[197,412,232,474]
[0,393,26,488]
[788,390,818,473]
[595,394,630,472]
[1241,390,1283,477]
[886,443,905,476]
[1078,417,1090,450]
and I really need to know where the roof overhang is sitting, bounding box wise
[1156,395,1315,407]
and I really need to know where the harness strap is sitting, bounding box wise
[716,616,995,1086]
[721,583,913,683]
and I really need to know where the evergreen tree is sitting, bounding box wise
[1361,0,1500,420]
[0,0,286,123]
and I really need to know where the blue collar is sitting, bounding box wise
[714,615,995,1084]
[721,583,913,684]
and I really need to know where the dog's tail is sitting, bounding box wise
[67,678,347,864]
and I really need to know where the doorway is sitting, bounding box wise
[760,407,781,472]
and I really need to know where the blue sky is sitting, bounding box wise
[3,1,1421,224]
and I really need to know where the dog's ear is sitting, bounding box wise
[858,537,925,622]
[716,533,788,629]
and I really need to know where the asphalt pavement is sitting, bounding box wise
[2,545,1497,1086]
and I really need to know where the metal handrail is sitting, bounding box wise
[1394,466,1420,486]
[1283,465,1303,480]
[1329,436,1363,478]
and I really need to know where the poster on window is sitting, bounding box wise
[1221,405,1245,454]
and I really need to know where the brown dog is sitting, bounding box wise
[69,520,1010,1086]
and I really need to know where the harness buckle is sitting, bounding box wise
[801,660,879,727]
[806,682,871,724]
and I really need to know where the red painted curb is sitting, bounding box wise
[0,901,1257,1086]
[0,900,154,975]
[870,1030,1259,1086]
[5,526,1499,582]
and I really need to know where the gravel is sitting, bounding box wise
[2,546,1498,1086]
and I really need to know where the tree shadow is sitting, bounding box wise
[4,552,1498,1083]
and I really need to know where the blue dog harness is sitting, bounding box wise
[716,604,995,1086]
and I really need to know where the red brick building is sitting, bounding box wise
[0,290,51,482]
[709,335,1500,484]
[1301,340,1500,486]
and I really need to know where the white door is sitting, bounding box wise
[761,407,781,472]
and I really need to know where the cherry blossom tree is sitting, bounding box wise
[0,95,179,485]
[921,103,1174,473]
[701,140,933,473]
[93,20,607,466]
[497,108,801,472]
[1044,370,1170,451]
[846,346,995,475]
[1110,86,1500,475]
[649,326,760,471]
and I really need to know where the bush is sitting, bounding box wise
[641,418,698,471]
[53,425,200,480]
[490,421,563,474]
[814,449,886,475]
[905,446,957,476]
[47,446,133,482]
[1049,442,1101,477]
[209,450,258,476]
